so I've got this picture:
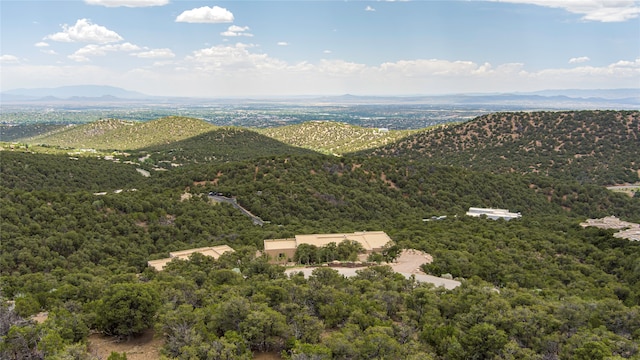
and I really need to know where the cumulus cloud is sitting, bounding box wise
[176,6,234,23]
[68,42,140,62]
[277,42,289,46]
[365,6,376,12]
[494,0,640,22]
[45,19,123,43]
[132,48,175,58]
[221,25,253,37]
[3,42,638,96]
[40,49,58,55]
[569,56,590,64]
[323,50,332,54]
[85,0,168,7]
[34,42,50,47]
[184,43,287,72]
[0,55,20,64]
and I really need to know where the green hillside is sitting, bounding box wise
[258,121,419,155]
[2,110,640,359]
[0,123,67,142]
[28,116,217,150]
[363,110,640,185]
[141,127,321,164]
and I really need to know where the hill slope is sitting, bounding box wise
[142,127,321,163]
[27,116,217,150]
[258,121,419,155]
[363,110,639,185]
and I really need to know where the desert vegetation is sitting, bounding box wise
[1,110,639,359]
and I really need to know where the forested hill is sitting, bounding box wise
[141,127,321,163]
[2,140,640,358]
[27,116,217,150]
[362,110,639,185]
[258,121,419,155]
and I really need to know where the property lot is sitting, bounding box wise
[285,249,461,290]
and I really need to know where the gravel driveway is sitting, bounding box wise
[284,250,461,290]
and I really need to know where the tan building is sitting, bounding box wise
[264,231,392,263]
[148,245,235,271]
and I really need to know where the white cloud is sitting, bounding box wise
[132,48,175,58]
[40,49,58,55]
[379,59,484,77]
[495,0,640,22]
[34,42,50,47]
[221,25,253,37]
[176,6,234,23]
[365,6,376,12]
[45,19,123,43]
[184,43,287,72]
[85,0,168,7]
[277,42,289,46]
[2,42,638,96]
[323,50,332,54]
[69,42,141,62]
[318,59,367,76]
[569,56,590,64]
[0,55,20,64]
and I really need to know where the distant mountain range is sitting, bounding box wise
[1,85,148,100]
[1,85,638,108]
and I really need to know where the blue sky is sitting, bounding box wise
[1,0,639,97]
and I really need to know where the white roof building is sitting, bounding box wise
[466,207,521,221]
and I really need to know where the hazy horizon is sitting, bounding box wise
[1,0,639,97]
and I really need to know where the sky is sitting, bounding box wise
[1,0,639,97]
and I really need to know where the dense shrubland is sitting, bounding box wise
[258,121,419,155]
[364,110,640,185]
[1,111,639,359]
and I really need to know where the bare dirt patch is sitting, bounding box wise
[389,249,433,274]
[32,312,49,324]
[88,329,163,360]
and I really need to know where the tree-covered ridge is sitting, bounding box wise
[2,114,640,359]
[0,151,144,192]
[140,127,321,164]
[26,116,217,150]
[0,124,67,142]
[363,110,640,185]
[258,121,420,155]
[1,175,639,358]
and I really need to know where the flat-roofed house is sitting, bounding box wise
[466,207,521,221]
[264,231,392,263]
[263,239,298,263]
[148,245,235,271]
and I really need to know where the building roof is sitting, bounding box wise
[264,239,297,251]
[169,247,214,259]
[466,207,521,220]
[147,258,174,271]
[581,216,640,241]
[148,245,235,271]
[264,231,392,251]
